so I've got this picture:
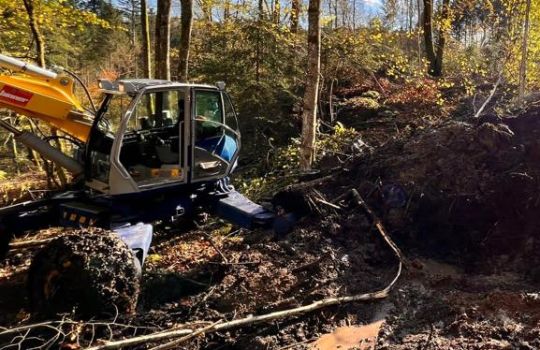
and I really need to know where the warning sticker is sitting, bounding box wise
[0,85,33,106]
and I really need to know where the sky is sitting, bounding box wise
[113,0,382,21]
[141,0,382,11]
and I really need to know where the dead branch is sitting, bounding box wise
[473,74,503,119]
[192,221,229,263]
[149,320,223,350]
[9,238,54,250]
[86,189,404,350]
[86,327,193,350]
[283,174,335,192]
[350,189,408,265]
[366,69,386,96]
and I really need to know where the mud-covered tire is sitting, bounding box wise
[28,231,140,317]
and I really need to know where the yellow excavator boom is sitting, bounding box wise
[0,54,93,142]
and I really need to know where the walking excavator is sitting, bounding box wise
[0,54,297,316]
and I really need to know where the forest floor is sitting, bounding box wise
[1,86,540,349]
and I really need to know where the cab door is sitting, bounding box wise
[108,87,189,194]
[190,89,240,183]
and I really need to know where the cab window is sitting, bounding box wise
[195,90,223,124]
[120,90,186,187]
[192,90,240,181]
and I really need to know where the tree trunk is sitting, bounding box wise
[155,0,172,80]
[255,0,264,82]
[416,0,422,66]
[22,0,45,67]
[273,0,280,24]
[422,0,437,75]
[518,0,531,101]
[224,0,231,21]
[333,0,338,29]
[178,0,193,82]
[200,0,213,21]
[352,0,356,29]
[432,0,450,76]
[299,0,321,171]
[423,0,450,76]
[141,0,152,78]
[23,0,67,186]
[291,0,300,33]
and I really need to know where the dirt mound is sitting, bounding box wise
[342,105,540,276]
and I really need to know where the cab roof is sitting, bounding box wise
[98,79,219,95]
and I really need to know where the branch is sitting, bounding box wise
[149,320,223,350]
[473,74,503,119]
[9,238,54,250]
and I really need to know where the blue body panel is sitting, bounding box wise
[114,223,153,263]
[214,190,274,229]
[196,135,238,161]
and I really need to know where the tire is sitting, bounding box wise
[28,230,140,317]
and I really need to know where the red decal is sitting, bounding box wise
[0,85,33,106]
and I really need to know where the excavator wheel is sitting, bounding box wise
[28,231,140,317]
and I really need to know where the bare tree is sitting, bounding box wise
[141,0,152,78]
[519,0,531,101]
[155,0,172,80]
[22,0,45,67]
[291,0,300,32]
[299,0,321,171]
[178,0,193,82]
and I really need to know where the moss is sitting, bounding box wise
[361,90,381,100]
[346,97,380,111]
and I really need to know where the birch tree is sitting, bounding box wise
[141,0,152,78]
[299,0,321,171]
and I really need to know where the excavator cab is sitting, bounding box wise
[85,80,241,195]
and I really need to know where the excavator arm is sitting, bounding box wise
[0,54,93,142]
